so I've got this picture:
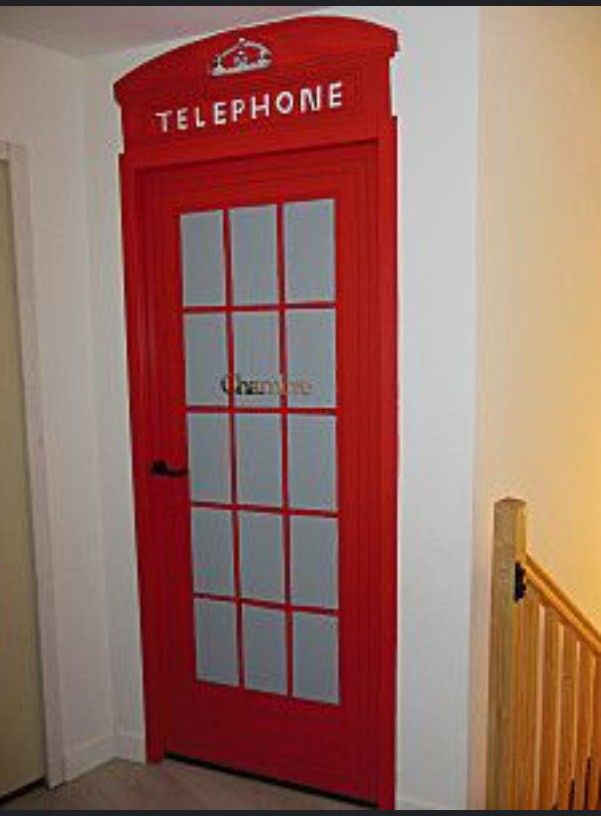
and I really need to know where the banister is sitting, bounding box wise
[525,555,601,655]
[487,497,601,810]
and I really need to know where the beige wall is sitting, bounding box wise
[471,5,601,805]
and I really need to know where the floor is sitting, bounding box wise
[2,758,366,811]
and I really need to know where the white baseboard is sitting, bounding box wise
[396,793,448,810]
[114,731,146,763]
[64,733,116,781]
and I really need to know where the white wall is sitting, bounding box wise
[82,33,194,763]
[82,6,480,809]
[384,6,479,809]
[0,35,114,778]
[1,6,481,808]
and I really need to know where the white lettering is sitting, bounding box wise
[250,93,270,119]
[176,107,189,131]
[154,110,172,133]
[231,98,245,122]
[152,81,345,136]
[213,101,227,125]
[328,81,343,109]
[299,86,322,113]
[275,90,294,115]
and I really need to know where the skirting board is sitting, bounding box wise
[115,732,146,763]
[64,732,145,781]
[64,734,115,781]
[396,793,448,810]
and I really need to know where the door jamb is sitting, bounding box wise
[1,140,66,789]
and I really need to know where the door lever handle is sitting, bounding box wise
[150,459,188,478]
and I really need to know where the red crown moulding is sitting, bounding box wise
[114,15,399,149]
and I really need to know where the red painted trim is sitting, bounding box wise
[192,501,338,519]
[186,405,338,416]
[116,14,398,809]
[183,300,335,314]
[194,592,338,619]
[114,16,396,105]
[222,210,245,688]
[276,202,295,698]
[375,122,398,812]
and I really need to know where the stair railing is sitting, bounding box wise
[487,498,601,809]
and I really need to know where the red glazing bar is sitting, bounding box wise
[277,203,295,697]
[183,300,335,314]
[223,208,245,688]
[194,592,338,618]
[186,405,338,416]
[191,500,338,518]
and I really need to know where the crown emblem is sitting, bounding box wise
[210,37,272,77]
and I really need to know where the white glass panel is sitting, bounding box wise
[185,314,228,406]
[191,509,234,595]
[243,605,286,694]
[236,414,282,506]
[181,211,225,306]
[291,516,338,608]
[286,309,336,408]
[288,416,336,510]
[188,413,230,502]
[293,613,339,703]
[233,312,280,408]
[239,512,284,602]
[194,599,238,685]
[230,205,277,304]
[284,199,334,302]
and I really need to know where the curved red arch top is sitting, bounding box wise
[114,15,398,150]
[115,16,397,104]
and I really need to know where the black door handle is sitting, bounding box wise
[150,459,188,478]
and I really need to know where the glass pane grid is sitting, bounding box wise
[181,199,340,703]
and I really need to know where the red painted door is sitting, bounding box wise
[139,143,382,802]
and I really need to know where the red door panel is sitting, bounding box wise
[137,144,382,802]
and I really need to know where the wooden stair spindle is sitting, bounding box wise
[486,498,526,809]
[538,605,560,809]
[487,498,601,811]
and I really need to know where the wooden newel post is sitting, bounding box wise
[486,498,527,809]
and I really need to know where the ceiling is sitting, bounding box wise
[0,5,322,57]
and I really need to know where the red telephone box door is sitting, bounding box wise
[115,15,397,809]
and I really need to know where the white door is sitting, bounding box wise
[0,159,45,798]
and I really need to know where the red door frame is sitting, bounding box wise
[115,15,398,809]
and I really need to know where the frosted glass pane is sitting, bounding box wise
[293,613,339,703]
[239,512,284,602]
[191,509,234,595]
[284,199,334,302]
[233,312,280,408]
[188,414,230,502]
[288,416,336,510]
[185,314,228,406]
[194,599,238,685]
[236,414,282,506]
[243,606,286,694]
[286,310,336,408]
[231,205,277,304]
[181,211,225,306]
[291,516,338,608]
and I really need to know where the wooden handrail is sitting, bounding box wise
[525,555,601,655]
[487,498,601,810]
